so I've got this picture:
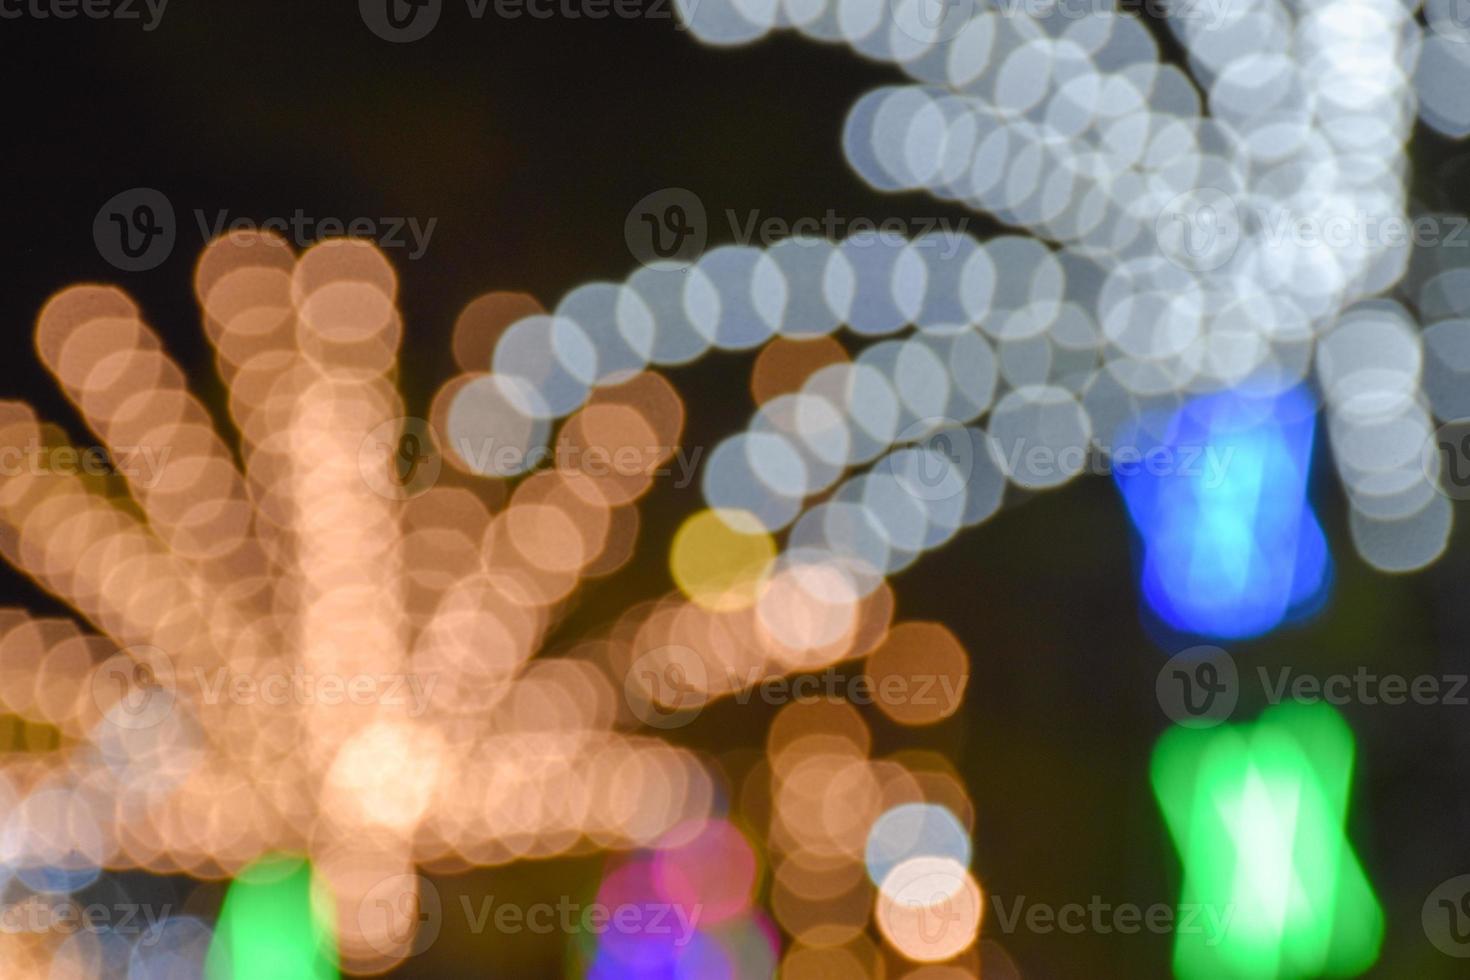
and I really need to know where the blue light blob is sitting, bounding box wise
[1114,384,1331,641]
[863,802,972,889]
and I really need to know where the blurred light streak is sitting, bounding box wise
[1115,385,1330,641]
[1151,702,1382,979]
[205,855,337,980]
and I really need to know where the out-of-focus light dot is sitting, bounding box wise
[788,504,891,595]
[627,264,716,367]
[828,234,926,337]
[492,314,595,418]
[703,433,807,531]
[854,472,929,565]
[1350,495,1452,573]
[446,373,550,477]
[806,362,902,466]
[750,336,849,405]
[592,857,739,978]
[653,819,759,924]
[7,784,104,894]
[706,911,780,980]
[892,338,952,422]
[981,237,1064,340]
[58,928,134,980]
[876,856,982,963]
[865,802,972,888]
[863,623,968,726]
[670,509,776,611]
[986,384,1093,489]
[766,239,844,339]
[755,394,847,493]
[555,283,654,387]
[1422,319,1470,422]
[1416,36,1470,138]
[675,0,778,46]
[128,916,213,980]
[845,88,918,192]
[780,944,868,978]
[756,554,865,658]
[690,246,787,351]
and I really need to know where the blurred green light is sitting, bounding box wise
[206,854,339,980]
[1151,701,1382,978]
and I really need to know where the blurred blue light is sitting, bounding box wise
[1114,384,1330,640]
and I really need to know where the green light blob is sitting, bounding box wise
[205,854,339,980]
[1151,701,1382,978]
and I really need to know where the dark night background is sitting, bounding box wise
[3,2,1468,976]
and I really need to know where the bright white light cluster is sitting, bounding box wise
[462,0,1464,580]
